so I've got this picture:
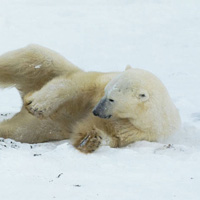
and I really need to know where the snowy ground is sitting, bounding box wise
[0,0,200,199]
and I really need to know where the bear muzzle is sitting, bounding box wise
[93,98,112,119]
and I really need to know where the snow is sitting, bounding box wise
[35,64,42,69]
[0,0,200,199]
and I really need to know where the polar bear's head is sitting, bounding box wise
[93,68,151,119]
[93,67,177,128]
[93,66,181,137]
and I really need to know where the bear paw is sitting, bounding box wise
[24,92,51,119]
[74,130,102,153]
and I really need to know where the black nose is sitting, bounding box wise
[93,109,99,116]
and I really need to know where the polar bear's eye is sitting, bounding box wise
[109,99,114,102]
[137,90,149,101]
[139,94,146,98]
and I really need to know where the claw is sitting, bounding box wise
[26,101,32,106]
[79,135,90,147]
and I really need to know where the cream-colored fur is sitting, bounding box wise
[0,44,181,153]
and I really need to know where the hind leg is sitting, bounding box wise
[0,44,81,96]
[0,45,80,143]
[0,107,69,143]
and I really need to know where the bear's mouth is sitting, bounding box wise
[103,114,112,119]
[97,114,112,119]
[92,110,112,119]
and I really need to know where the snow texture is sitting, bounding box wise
[35,64,42,69]
[0,0,200,199]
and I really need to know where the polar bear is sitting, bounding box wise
[0,44,181,153]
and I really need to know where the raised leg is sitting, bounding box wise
[0,45,84,143]
[0,44,80,95]
[24,72,101,118]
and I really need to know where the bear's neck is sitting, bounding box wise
[100,117,157,147]
[99,118,139,147]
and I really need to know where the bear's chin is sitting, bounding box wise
[103,115,112,119]
[98,115,112,119]
[93,112,112,119]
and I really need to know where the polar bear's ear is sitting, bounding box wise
[137,90,149,102]
[125,65,133,71]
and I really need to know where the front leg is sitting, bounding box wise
[24,72,98,118]
[70,115,122,153]
[24,76,72,118]
[72,127,103,153]
[24,72,92,118]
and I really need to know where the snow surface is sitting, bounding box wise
[0,0,200,199]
